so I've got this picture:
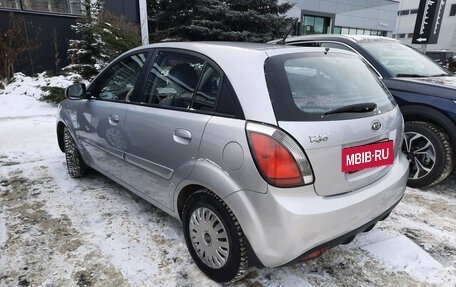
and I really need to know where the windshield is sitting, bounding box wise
[358,40,449,77]
[264,51,396,121]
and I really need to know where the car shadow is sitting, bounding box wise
[419,171,456,198]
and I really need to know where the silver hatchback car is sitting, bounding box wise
[57,42,409,283]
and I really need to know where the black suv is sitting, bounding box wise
[276,35,456,188]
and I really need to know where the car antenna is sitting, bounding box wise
[278,18,298,45]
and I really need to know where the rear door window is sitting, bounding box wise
[141,50,224,113]
[139,49,243,118]
[193,64,221,111]
[265,51,396,121]
[141,51,204,108]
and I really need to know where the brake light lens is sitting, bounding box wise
[246,122,314,187]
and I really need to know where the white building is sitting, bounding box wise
[394,0,456,52]
[285,0,400,37]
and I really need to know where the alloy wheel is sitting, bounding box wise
[403,131,436,180]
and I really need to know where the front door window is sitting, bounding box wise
[91,52,147,102]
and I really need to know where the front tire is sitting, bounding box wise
[63,127,87,178]
[402,121,454,188]
[182,189,248,283]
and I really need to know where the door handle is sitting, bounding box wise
[173,128,192,144]
[109,114,120,125]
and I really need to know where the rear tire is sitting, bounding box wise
[402,121,454,188]
[63,127,87,178]
[182,189,248,283]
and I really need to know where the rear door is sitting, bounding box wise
[122,50,223,209]
[77,52,148,177]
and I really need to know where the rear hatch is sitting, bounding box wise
[264,50,403,196]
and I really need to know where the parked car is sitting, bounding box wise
[426,50,454,68]
[57,42,408,283]
[274,35,456,188]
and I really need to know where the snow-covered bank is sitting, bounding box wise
[0,72,82,118]
[1,74,455,286]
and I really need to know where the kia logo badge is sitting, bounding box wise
[371,120,382,131]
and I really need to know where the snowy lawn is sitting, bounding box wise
[1,74,455,287]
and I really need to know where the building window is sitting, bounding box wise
[0,0,85,14]
[450,4,456,16]
[335,26,384,37]
[0,0,20,9]
[302,15,331,35]
[398,10,410,16]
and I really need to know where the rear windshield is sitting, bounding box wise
[264,51,396,121]
[358,40,450,77]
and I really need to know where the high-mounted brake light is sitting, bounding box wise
[246,122,314,187]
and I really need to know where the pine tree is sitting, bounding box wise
[148,0,196,42]
[181,0,230,41]
[66,0,141,79]
[66,0,104,78]
[148,0,294,42]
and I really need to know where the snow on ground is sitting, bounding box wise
[0,74,455,287]
[0,72,82,118]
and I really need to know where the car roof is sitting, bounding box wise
[128,41,337,59]
[120,41,361,66]
[128,41,360,69]
[145,41,284,51]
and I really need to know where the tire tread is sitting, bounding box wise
[63,127,87,178]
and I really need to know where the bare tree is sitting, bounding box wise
[0,12,38,83]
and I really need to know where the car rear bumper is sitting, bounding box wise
[224,152,409,267]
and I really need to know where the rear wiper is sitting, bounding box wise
[430,73,449,77]
[324,103,377,116]
[396,73,426,77]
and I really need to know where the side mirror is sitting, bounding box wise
[65,83,87,99]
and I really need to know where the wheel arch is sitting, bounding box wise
[175,158,248,219]
[57,121,66,153]
[400,104,456,144]
[176,184,205,220]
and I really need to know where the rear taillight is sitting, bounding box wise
[246,122,314,187]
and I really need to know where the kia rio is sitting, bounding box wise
[57,42,408,283]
